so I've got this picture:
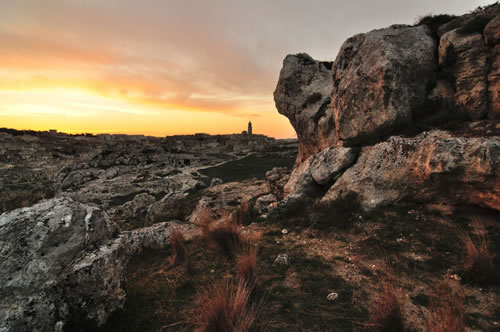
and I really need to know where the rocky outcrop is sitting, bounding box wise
[439,30,490,119]
[146,192,187,223]
[275,4,500,214]
[274,53,336,163]
[323,130,500,210]
[0,197,177,332]
[331,24,436,145]
[265,167,290,201]
[284,146,357,199]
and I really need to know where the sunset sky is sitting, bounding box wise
[0,0,494,138]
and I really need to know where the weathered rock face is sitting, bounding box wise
[331,25,437,144]
[284,146,357,199]
[0,197,176,332]
[146,192,187,223]
[323,130,500,211]
[265,167,290,201]
[275,4,500,214]
[274,53,336,163]
[439,29,490,119]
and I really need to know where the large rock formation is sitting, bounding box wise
[274,53,336,163]
[323,130,500,211]
[331,24,436,145]
[0,197,178,332]
[275,4,500,212]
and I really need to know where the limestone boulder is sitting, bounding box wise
[437,6,500,37]
[309,147,357,186]
[331,24,436,144]
[488,44,500,119]
[114,192,156,221]
[146,192,187,223]
[266,167,290,201]
[0,197,176,331]
[284,159,323,200]
[255,194,277,215]
[274,53,336,163]
[438,29,490,119]
[484,15,500,45]
[323,130,500,211]
[283,146,357,200]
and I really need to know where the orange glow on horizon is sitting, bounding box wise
[0,86,296,139]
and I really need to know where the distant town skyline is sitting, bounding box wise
[0,0,494,138]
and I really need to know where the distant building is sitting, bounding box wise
[49,129,57,135]
[248,121,252,135]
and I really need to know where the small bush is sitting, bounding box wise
[206,220,244,257]
[194,280,258,332]
[458,15,491,35]
[363,284,405,332]
[238,198,252,226]
[460,220,495,284]
[425,284,464,332]
[200,210,215,238]
[237,249,257,290]
[415,14,457,36]
[170,229,186,264]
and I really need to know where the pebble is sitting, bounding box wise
[327,292,338,301]
[281,229,288,235]
[274,254,290,265]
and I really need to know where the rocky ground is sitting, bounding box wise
[91,199,500,331]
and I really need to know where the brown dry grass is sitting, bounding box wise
[208,221,244,256]
[237,248,257,289]
[460,219,495,284]
[193,280,258,332]
[425,284,464,332]
[170,229,186,265]
[200,210,245,256]
[238,198,252,225]
[200,210,215,238]
[362,283,405,331]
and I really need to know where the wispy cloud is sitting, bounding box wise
[0,0,492,137]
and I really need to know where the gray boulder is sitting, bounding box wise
[309,147,357,186]
[439,29,490,119]
[284,146,357,199]
[274,53,337,163]
[323,130,500,211]
[147,193,187,223]
[331,24,436,144]
[0,197,175,332]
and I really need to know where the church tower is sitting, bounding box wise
[248,121,252,135]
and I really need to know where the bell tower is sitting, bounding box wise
[248,121,252,135]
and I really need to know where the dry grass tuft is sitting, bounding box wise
[194,280,258,332]
[238,198,252,225]
[363,283,405,332]
[460,219,495,284]
[207,221,243,256]
[170,229,186,265]
[425,284,464,332]
[200,210,215,238]
[237,248,257,289]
